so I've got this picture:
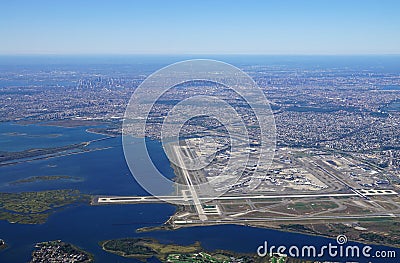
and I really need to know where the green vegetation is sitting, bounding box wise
[270,256,287,263]
[358,217,394,222]
[135,224,175,233]
[360,231,400,245]
[101,238,157,259]
[0,190,90,224]
[167,251,241,263]
[288,201,338,212]
[100,238,267,262]
[280,224,312,232]
[100,238,201,260]
[9,175,82,185]
[0,143,87,164]
[360,233,386,242]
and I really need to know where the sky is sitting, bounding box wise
[1,0,399,55]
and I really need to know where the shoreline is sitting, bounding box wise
[134,205,400,250]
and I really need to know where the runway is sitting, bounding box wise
[94,189,398,204]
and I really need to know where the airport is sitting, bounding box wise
[94,139,400,229]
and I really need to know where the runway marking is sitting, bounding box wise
[96,189,398,204]
[173,145,207,221]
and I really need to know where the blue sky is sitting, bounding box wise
[1,0,399,55]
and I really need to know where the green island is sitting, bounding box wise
[9,175,82,185]
[30,240,93,262]
[0,190,90,224]
[2,132,62,138]
[0,142,87,165]
[99,238,303,263]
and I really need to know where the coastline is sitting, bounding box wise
[134,203,400,250]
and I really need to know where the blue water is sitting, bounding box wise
[0,203,176,262]
[381,85,400,91]
[383,100,400,112]
[0,122,399,262]
[0,122,104,152]
[0,122,178,262]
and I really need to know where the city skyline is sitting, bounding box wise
[1,0,400,55]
